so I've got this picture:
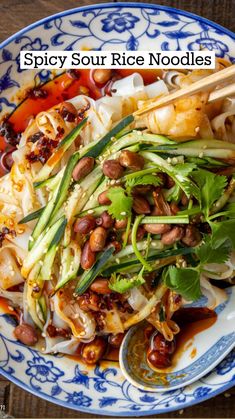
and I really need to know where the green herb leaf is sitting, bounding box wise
[210,219,235,248]
[192,169,227,218]
[109,272,145,294]
[196,235,232,265]
[107,187,133,220]
[164,266,201,301]
[125,174,161,193]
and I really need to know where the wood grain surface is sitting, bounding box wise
[0,0,235,417]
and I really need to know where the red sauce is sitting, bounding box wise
[0,68,163,177]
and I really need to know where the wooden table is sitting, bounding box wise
[0,0,235,417]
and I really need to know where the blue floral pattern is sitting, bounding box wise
[101,12,140,33]
[26,356,64,383]
[0,3,235,416]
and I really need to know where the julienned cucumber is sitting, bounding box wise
[34,118,88,183]
[83,114,134,158]
[75,245,115,295]
[50,152,80,220]
[57,117,88,149]
[19,207,44,224]
[102,247,193,276]
[39,217,67,281]
[29,152,80,250]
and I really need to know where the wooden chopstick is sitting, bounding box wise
[208,83,235,103]
[134,65,235,117]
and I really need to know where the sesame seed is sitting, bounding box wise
[195,126,200,133]
[120,211,126,216]
[8,306,14,312]
[224,393,231,398]
[110,180,116,186]
[82,192,86,198]
[41,333,46,338]
[167,158,171,163]
[79,331,86,336]
[199,152,204,158]
[179,409,184,415]
[88,210,94,214]
[115,258,120,264]
[41,347,45,351]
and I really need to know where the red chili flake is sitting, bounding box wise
[60,108,76,123]
[77,103,90,123]
[47,324,71,338]
[26,136,58,164]
[56,126,65,139]
[27,88,48,99]
[28,132,44,143]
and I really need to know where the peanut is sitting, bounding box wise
[89,227,107,252]
[108,333,124,348]
[74,215,96,234]
[96,211,114,229]
[133,196,151,214]
[181,225,202,247]
[161,226,184,245]
[119,150,144,171]
[93,69,112,84]
[81,336,107,364]
[144,224,171,234]
[14,323,38,346]
[102,159,124,179]
[81,240,96,270]
[90,278,111,294]
[72,157,95,181]
[115,218,128,230]
[98,190,111,205]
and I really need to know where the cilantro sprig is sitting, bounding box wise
[107,187,133,220]
[109,272,145,294]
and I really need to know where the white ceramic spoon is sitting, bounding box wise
[119,287,235,392]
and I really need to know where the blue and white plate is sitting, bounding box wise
[0,2,235,416]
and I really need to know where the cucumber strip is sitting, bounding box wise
[102,247,193,276]
[75,245,115,295]
[54,241,81,291]
[149,147,235,160]
[140,215,189,224]
[22,216,66,278]
[33,174,56,190]
[83,114,134,158]
[19,207,44,224]
[131,215,152,271]
[106,132,174,155]
[50,152,80,221]
[73,167,103,217]
[77,205,109,218]
[34,118,87,183]
[38,296,47,322]
[29,182,61,251]
[39,218,67,280]
[82,178,107,211]
[30,152,80,250]
[110,240,163,260]
[174,139,235,151]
